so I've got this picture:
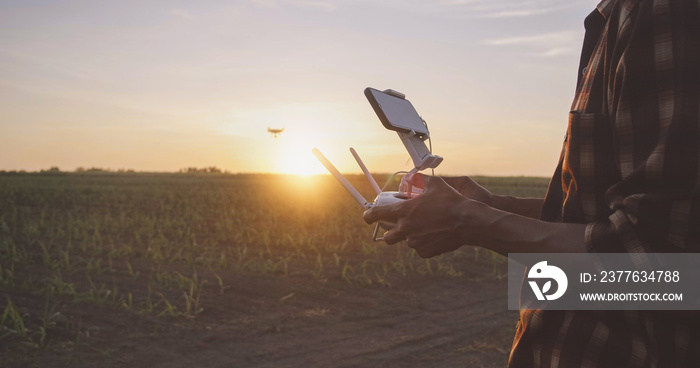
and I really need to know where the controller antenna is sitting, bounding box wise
[349,147,382,196]
[312,148,371,209]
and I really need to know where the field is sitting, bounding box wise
[0,172,549,367]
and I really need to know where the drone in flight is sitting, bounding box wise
[267,127,285,138]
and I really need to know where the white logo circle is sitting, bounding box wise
[527,261,568,301]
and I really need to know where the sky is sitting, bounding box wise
[0,0,597,176]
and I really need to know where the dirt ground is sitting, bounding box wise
[0,174,547,367]
[5,261,517,368]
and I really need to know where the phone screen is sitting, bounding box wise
[365,88,428,135]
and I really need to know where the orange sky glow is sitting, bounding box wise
[0,1,597,177]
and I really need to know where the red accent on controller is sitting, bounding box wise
[398,173,425,199]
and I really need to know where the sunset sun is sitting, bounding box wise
[274,139,327,176]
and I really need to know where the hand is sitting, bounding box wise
[363,175,488,258]
[364,174,588,256]
[440,176,495,206]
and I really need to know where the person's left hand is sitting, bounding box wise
[363,174,489,258]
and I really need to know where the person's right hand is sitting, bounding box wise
[440,176,495,206]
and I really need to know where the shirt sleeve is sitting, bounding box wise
[586,0,700,254]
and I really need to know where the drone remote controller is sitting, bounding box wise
[312,88,442,241]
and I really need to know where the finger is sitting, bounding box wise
[423,175,451,194]
[363,202,404,224]
[407,236,460,258]
[404,172,426,189]
[405,236,438,258]
[382,226,407,245]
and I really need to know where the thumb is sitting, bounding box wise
[363,202,404,224]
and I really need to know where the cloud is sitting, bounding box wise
[482,31,577,46]
[541,47,578,57]
[250,0,335,11]
[437,0,589,18]
[484,8,552,18]
[0,47,92,79]
[439,0,484,4]
[482,30,581,56]
[288,0,335,11]
[250,0,278,9]
[170,9,193,19]
[247,0,584,17]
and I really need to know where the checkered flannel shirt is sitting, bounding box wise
[509,0,700,367]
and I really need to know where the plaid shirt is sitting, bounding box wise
[509,0,700,367]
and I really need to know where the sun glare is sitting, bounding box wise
[274,139,327,176]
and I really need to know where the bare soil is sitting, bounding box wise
[4,260,517,368]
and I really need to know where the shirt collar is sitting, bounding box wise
[596,0,614,20]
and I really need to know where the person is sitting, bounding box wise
[363,0,700,366]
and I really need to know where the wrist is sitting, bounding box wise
[487,195,544,220]
[469,206,587,254]
[488,194,509,211]
[453,198,561,252]
[452,199,505,248]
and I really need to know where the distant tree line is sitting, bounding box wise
[73,167,134,173]
[0,166,231,175]
[178,167,230,174]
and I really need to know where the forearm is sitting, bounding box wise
[457,201,586,255]
[440,176,544,219]
[489,195,544,220]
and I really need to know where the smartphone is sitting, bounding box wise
[364,87,429,136]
